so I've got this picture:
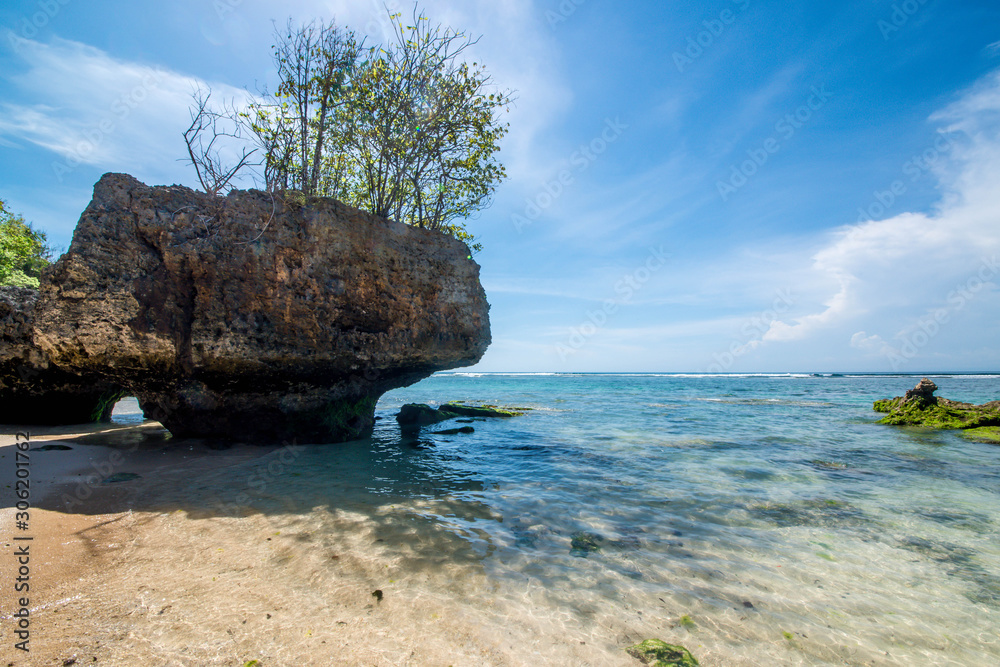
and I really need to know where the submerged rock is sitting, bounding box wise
[570,531,605,557]
[625,639,699,666]
[396,402,530,426]
[1,286,122,424]
[396,403,453,426]
[432,426,475,435]
[439,402,529,418]
[22,174,490,441]
[873,378,1000,430]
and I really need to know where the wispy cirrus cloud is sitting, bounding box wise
[0,33,249,185]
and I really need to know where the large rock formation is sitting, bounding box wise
[1,286,122,424]
[12,173,490,442]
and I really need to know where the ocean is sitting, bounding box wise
[104,372,1000,665]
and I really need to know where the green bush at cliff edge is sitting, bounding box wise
[0,198,51,288]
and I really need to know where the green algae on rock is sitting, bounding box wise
[396,402,531,426]
[873,378,1000,429]
[570,531,605,557]
[625,639,699,666]
[439,402,531,418]
[960,426,1000,444]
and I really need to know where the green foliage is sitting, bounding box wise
[0,199,51,288]
[241,7,511,253]
[243,19,365,198]
[341,10,511,246]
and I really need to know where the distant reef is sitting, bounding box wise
[1,173,490,442]
[873,378,1000,435]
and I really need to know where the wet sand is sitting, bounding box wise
[0,421,638,667]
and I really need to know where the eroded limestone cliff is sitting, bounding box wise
[4,173,490,442]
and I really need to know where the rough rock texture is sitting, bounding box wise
[873,378,1000,429]
[903,377,938,406]
[1,286,122,424]
[27,173,490,442]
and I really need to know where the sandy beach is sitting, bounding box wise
[0,417,641,667]
[3,378,999,667]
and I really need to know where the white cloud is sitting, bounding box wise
[850,331,887,352]
[748,68,1000,359]
[0,33,251,186]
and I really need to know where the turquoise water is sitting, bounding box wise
[374,373,1000,664]
[111,373,1000,664]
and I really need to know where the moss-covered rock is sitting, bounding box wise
[625,639,699,666]
[440,402,531,418]
[396,402,531,426]
[570,531,605,557]
[873,378,1000,430]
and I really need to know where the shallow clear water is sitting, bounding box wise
[110,374,1000,664]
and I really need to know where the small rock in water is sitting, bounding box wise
[570,532,605,557]
[625,639,699,666]
[34,444,73,451]
[396,404,450,426]
[433,426,475,435]
[742,600,755,609]
[102,472,141,484]
[904,377,938,405]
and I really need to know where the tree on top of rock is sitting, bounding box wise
[184,6,512,253]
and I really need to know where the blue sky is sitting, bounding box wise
[2,0,999,372]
